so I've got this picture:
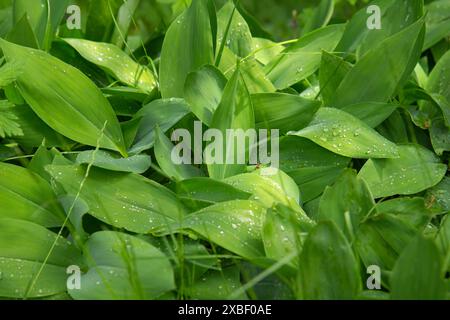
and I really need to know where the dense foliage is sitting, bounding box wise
[0,0,449,300]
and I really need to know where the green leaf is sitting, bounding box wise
[179,200,266,259]
[129,98,190,154]
[265,24,345,89]
[377,197,433,229]
[252,93,320,134]
[288,108,399,159]
[340,102,397,128]
[357,0,423,57]
[175,177,251,210]
[69,231,175,300]
[262,203,314,266]
[6,13,39,49]
[47,165,186,233]
[0,39,127,156]
[333,19,425,108]
[159,0,215,98]
[185,266,246,300]
[297,221,361,299]
[319,51,352,107]
[110,0,140,48]
[76,150,152,174]
[13,0,47,48]
[252,38,284,65]
[207,65,254,180]
[216,1,252,58]
[316,169,374,240]
[154,126,204,181]
[358,144,447,198]
[0,163,64,227]
[355,214,418,272]
[390,236,447,300]
[301,0,334,35]
[184,65,227,126]
[224,168,303,211]
[0,218,81,298]
[424,0,450,50]
[63,38,157,94]
[279,136,350,202]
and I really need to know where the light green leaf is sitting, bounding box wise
[179,200,266,259]
[0,163,64,227]
[0,218,81,298]
[69,231,175,300]
[358,144,447,198]
[333,19,425,108]
[47,165,186,233]
[159,0,215,98]
[207,65,254,180]
[0,39,127,156]
[216,1,252,58]
[64,38,157,94]
[288,108,399,159]
[184,65,227,126]
[224,168,303,211]
[424,0,450,50]
[264,24,345,89]
[76,150,152,174]
[262,203,314,266]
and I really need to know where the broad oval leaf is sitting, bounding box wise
[288,108,399,159]
[358,144,447,198]
[0,39,127,155]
